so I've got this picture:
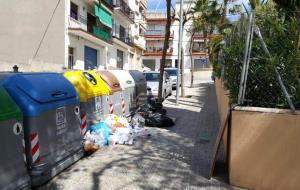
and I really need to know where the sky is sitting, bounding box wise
[147,0,250,21]
[147,0,176,12]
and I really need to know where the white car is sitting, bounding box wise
[164,68,181,89]
[143,71,172,100]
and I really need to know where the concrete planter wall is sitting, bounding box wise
[215,79,230,154]
[215,78,300,190]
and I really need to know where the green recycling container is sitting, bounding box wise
[0,86,30,190]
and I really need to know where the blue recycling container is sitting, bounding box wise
[1,73,84,187]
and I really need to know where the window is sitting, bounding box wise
[117,50,124,69]
[148,25,155,30]
[165,69,177,76]
[143,59,156,70]
[70,2,78,20]
[119,25,126,39]
[144,73,160,81]
[68,47,74,69]
[87,13,96,33]
[160,59,172,68]
[193,42,205,52]
[194,58,207,69]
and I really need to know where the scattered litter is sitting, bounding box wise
[82,99,176,153]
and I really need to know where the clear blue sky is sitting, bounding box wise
[147,0,176,12]
[147,0,250,18]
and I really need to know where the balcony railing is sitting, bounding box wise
[101,0,113,9]
[68,14,111,42]
[145,30,174,37]
[145,30,165,36]
[113,33,133,46]
[68,15,87,30]
[114,0,134,22]
[144,47,173,55]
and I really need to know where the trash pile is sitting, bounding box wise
[83,98,175,154]
[83,113,146,153]
[138,97,175,128]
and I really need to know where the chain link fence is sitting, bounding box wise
[216,6,300,111]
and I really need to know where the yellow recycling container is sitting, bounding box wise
[64,71,109,132]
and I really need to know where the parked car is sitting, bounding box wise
[164,68,181,89]
[143,71,172,100]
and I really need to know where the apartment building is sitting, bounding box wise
[142,0,211,72]
[142,13,175,71]
[131,0,147,70]
[0,0,146,72]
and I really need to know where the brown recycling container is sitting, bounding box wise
[96,71,123,116]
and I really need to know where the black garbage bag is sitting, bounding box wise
[145,113,175,127]
[137,100,167,116]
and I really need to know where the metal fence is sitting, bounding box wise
[218,12,299,111]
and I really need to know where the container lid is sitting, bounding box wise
[4,73,77,103]
[0,86,22,121]
[96,71,122,94]
[64,71,109,102]
[129,70,146,84]
[2,73,79,117]
[109,70,135,89]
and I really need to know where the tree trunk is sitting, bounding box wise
[158,0,172,103]
[180,47,185,97]
[189,30,195,87]
[208,28,214,66]
[297,10,300,48]
[221,0,228,24]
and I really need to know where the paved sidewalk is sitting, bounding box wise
[38,71,229,190]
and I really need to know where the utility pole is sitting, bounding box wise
[176,0,184,105]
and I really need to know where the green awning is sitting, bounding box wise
[95,5,112,29]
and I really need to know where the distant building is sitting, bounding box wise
[142,12,175,71]
[143,0,213,72]
[0,0,147,72]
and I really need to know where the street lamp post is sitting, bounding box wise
[176,0,184,105]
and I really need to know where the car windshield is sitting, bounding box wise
[165,69,177,76]
[144,73,160,81]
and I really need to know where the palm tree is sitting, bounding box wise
[221,0,237,23]
[158,0,172,103]
[193,0,221,68]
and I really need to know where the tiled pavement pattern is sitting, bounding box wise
[38,71,230,190]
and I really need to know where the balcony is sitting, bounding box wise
[113,34,133,46]
[68,14,87,31]
[101,0,113,9]
[92,26,111,41]
[192,41,206,54]
[192,48,207,55]
[143,47,173,56]
[113,0,134,23]
[145,30,174,40]
[193,31,217,39]
[68,15,111,43]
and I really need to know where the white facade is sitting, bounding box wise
[0,0,146,72]
[67,0,112,70]
[0,0,65,72]
[142,13,176,71]
[143,0,210,73]
[131,0,147,70]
